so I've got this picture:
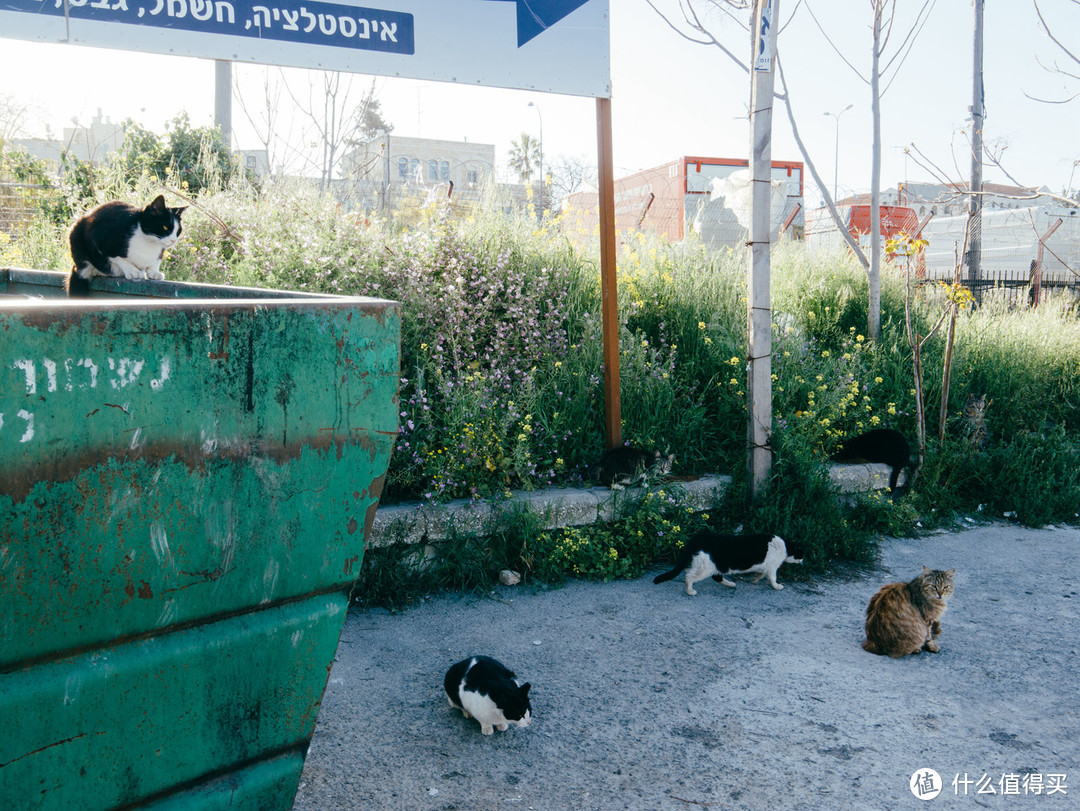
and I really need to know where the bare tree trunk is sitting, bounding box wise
[904,256,931,479]
[233,68,282,176]
[776,58,869,270]
[898,234,950,483]
[323,73,340,190]
[938,261,961,443]
[281,71,374,190]
[868,4,884,341]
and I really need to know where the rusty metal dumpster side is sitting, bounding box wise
[0,273,399,810]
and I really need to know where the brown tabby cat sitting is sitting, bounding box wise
[862,567,955,657]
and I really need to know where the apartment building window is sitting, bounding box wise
[397,157,408,180]
[440,161,450,181]
[467,169,479,185]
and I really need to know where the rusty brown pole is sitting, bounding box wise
[596,97,622,449]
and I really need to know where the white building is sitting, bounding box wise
[62,110,125,166]
[341,134,496,210]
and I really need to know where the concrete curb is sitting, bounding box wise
[370,463,899,549]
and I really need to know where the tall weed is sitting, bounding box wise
[8,181,1078,530]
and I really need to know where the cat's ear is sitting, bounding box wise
[520,683,531,696]
[945,569,955,577]
[172,206,188,216]
[922,565,932,574]
[147,195,167,210]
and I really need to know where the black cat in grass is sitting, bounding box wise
[830,428,912,492]
[591,445,674,489]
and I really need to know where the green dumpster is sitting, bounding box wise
[0,269,400,809]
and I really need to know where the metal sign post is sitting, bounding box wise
[596,96,620,448]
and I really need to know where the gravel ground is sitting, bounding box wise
[293,523,1079,810]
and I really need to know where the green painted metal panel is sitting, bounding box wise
[139,753,306,811]
[0,269,400,809]
[0,596,344,810]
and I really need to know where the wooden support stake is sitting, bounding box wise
[596,97,622,449]
[1032,217,1063,307]
[779,202,801,236]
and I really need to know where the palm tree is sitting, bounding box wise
[507,132,540,183]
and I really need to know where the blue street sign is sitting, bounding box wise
[0,0,610,97]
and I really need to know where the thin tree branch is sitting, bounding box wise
[644,0,750,74]
[802,1,868,83]
[880,0,936,92]
[981,145,1080,207]
[161,184,243,243]
[776,53,870,268]
[907,139,1080,209]
[1035,0,1080,69]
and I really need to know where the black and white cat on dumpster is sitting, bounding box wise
[66,195,186,296]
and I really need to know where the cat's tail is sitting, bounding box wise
[653,555,687,584]
[65,268,92,297]
[898,457,922,494]
[652,567,681,584]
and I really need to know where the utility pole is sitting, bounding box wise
[747,0,779,500]
[966,0,984,302]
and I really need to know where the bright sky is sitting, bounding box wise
[1,0,1077,205]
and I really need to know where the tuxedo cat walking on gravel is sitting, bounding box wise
[66,195,186,296]
[444,655,532,735]
[654,531,802,595]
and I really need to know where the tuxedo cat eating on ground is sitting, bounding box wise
[653,531,802,595]
[444,655,532,735]
[830,428,912,492]
[66,195,186,296]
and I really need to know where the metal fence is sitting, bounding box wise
[0,182,56,235]
[916,266,1080,309]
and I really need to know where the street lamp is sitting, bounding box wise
[823,104,853,203]
[528,100,543,221]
